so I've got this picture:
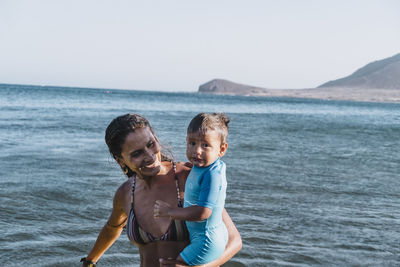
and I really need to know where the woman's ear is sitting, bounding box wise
[115,156,125,168]
[219,143,228,157]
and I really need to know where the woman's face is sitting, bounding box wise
[118,127,162,178]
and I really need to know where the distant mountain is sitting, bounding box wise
[319,53,400,89]
[197,53,400,102]
[198,79,268,95]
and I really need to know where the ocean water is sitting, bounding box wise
[0,84,399,266]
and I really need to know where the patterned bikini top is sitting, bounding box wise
[126,162,190,245]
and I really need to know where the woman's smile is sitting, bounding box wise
[140,160,160,171]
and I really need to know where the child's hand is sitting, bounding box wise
[154,200,171,218]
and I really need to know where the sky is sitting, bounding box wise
[1,0,399,92]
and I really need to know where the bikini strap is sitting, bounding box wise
[173,162,183,207]
[131,174,136,209]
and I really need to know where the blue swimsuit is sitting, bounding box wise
[180,158,228,265]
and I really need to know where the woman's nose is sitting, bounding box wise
[143,148,155,163]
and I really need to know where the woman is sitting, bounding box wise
[81,114,242,267]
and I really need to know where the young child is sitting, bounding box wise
[154,112,230,265]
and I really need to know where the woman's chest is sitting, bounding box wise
[133,183,179,235]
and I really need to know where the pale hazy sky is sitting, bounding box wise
[1,0,399,92]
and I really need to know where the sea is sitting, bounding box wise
[0,84,399,266]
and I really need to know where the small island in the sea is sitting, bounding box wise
[199,53,400,103]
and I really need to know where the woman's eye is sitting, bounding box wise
[131,151,141,158]
[148,141,154,148]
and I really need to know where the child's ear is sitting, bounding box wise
[219,143,228,157]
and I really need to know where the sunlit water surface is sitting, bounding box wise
[1,84,399,266]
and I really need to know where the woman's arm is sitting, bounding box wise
[82,186,128,264]
[203,208,242,267]
[159,209,242,267]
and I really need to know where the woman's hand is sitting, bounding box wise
[154,200,172,218]
[159,258,207,267]
[159,258,194,267]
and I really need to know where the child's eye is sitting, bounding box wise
[190,141,196,146]
[202,143,209,148]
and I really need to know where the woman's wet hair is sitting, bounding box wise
[105,113,171,177]
[187,113,230,144]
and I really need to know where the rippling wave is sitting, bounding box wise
[1,84,400,266]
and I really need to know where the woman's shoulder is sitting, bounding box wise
[176,161,192,172]
[175,162,192,182]
[117,178,132,193]
[113,178,132,207]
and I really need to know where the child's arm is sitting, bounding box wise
[155,168,222,221]
[154,200,212,221]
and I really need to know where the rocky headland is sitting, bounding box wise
[198,53,400,103]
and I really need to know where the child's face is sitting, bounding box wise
[186,130,227,167]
